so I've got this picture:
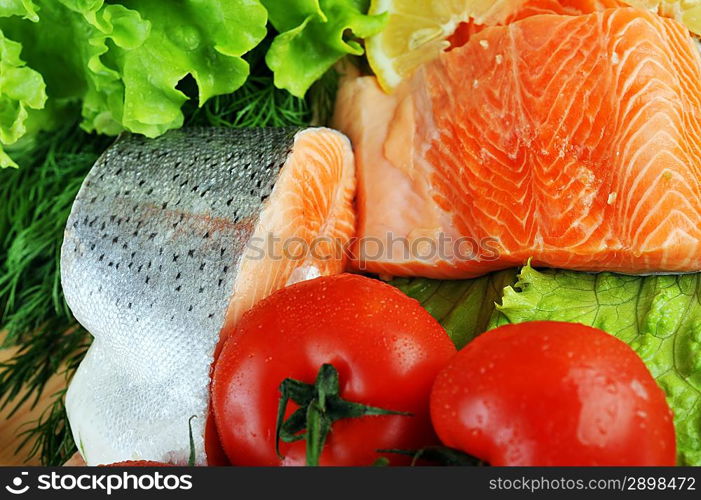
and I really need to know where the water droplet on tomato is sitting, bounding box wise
[630,379,649,400]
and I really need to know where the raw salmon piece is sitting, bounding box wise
[334,7,701,278]
[449,0,626,48]
[61,128,355,465]
[506,0,625,20]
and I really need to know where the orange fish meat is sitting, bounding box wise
[335,7,701,278]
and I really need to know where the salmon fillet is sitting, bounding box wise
[449,0,626,48]
[507,0,625,19]
[334,7,701,278]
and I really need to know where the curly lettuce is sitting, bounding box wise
[490,265,701,466]
[263,0,386,97]
[393,265,701,464]
[0,0,268,166]
[0,0,38,21]
[0,2,45,167]
[0,0,386,165]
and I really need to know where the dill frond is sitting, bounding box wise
[192,75,311,129]
[16,388,77,466]
[186,37,313,129]
[0,127,111,347]
[0,124,108,464]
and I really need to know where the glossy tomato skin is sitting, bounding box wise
[212,274,456,466]
[431,321,676,466]
[204,409,230,466]
[102,461,174,466]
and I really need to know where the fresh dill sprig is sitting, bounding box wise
[16,388,77,467]
[186,36,313,129]
[0,124,109,465]
[188,75,311,129]
[0,126,111,347]
[14,333,89,466]
[0,323,89,417]
[1,36,335,464]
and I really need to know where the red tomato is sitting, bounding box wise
[212,274,456,466]
[431,321,676,466]
[102,461,173,467]
[204,409,230,466]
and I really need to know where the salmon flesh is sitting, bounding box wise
[335,7,701,278]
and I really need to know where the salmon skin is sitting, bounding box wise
[61,127,355,465]
[335,7,701,278]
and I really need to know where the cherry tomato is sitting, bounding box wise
[212,274,456,466]
[430,321,676,466]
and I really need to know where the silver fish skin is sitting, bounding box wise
[62,127,305,465]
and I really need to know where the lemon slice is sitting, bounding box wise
[366,0,701,93]
[624,0,701,35]
[365,0,527,92]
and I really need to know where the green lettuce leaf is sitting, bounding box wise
[0,0,268,165]
[263,0,386,97]
[0,0,38,21]
[0,29,46,167]
[63,0,267,137]
[0,0,45,167]
[490,265,701,465]
[392,269,518,349]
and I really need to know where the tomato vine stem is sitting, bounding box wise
[275,364,411,466]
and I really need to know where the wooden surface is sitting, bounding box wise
[0,340,66,466]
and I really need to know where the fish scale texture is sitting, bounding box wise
[61,128,298,465]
